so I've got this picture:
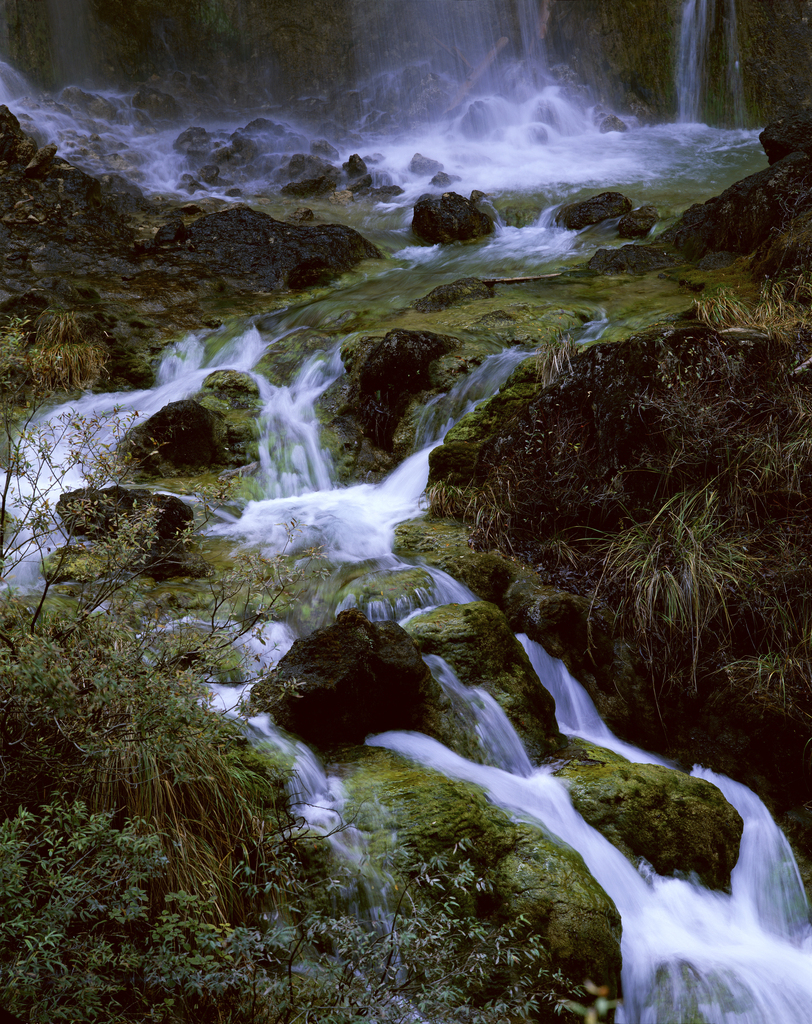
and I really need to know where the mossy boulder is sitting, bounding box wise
[553,740,744,890]
[199,369,261,409]
[427,356,543,487]
[342,746,622,999]
[392,516,472,558]
[121,398,229,478]
[336,566,436,620]
[404,601,563,759]
[253,328,333,387]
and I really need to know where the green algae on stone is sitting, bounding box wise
[404,600,564,759]
[253,328,335,387]
[340,745,622,996]
[199,369,261,409]
[392,516,472,558]
[335,565,436,620]
[553,740,744,889]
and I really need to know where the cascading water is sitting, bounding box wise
[0,6,803,1017]
[677,0,745,125]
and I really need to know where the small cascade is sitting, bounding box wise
[369,685,812,1023]
[253,346,342,499]
[677,0,745,126]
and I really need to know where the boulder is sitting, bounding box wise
[599,114,628,133]
[344,747,623,998]
[759,113,812,165]
[287,152,338,180]
[430,170,462,187]
[280,175,338,198]
[413,276,494,313]
[556,192,633,230]
[587,244,679,274]
[409,152,444,176]
[172,126,212,157]
[354,328,462,448]
[144,205,382,291]
[412,191,494,245]
[132,85,181,120]
[0,105,37,166]
[248,608,440,747]
[660,153,812,258]
[553,740,744,889]
[459,99,498,138]
[121,398,229,477]
[52,485,209,581]
[618,204,658,238]
[343,153,367,179]
[403,600,563,760]
[200,369,261,409]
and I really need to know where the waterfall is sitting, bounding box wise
[677,0,745,125]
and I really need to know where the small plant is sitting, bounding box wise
[31,311,109,391]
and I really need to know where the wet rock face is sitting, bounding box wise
[588,244,679,274]
[553,741,744,890]
[0,104,37,165]
[249,608,436,747]
[145,205,382,291]
[403,600,563,760]
[661,153,812,258]
[412,191,494,244]
[556,192,633,230]
[760,114,812,164]
[121,398,229,477]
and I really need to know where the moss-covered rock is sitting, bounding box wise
[427,356,542,487]
[199,369,261,409]
[404,601,563,759]
[253,328,334,387]
[341,745,622,998]
[553,740,744,889]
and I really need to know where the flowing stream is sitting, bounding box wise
[2,16,810,1018]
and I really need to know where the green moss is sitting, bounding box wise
[554,740,743,889]
[404,600,564,758]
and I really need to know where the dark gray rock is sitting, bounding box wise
[588,244,678,274]
[600,114,628,133]
[412,191,494,244]
[618,205,658,238]
[409,152,444,176]
[121,398,229,477]
[557,192,633,230]
[759,113,812,165]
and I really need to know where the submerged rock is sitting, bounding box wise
[412,191,494,245]
[588,244,678,274]
[553,740,744,890]
[556,192,633,230]
[412,276,494,313]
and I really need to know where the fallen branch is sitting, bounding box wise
[482,273,562,285]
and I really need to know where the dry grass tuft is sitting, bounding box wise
[31,311,109,391]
